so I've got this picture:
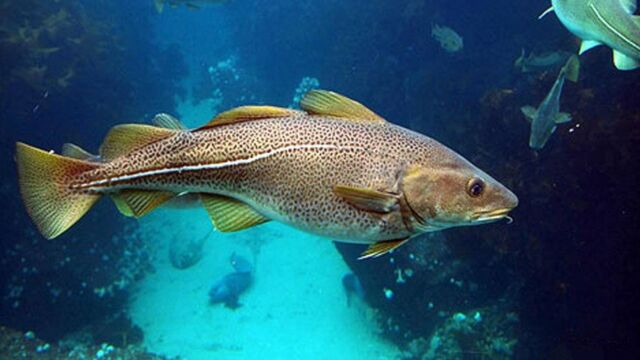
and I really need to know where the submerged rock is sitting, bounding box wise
[169,230,210,270]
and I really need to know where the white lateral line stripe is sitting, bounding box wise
[590,3,640,52]
[83,144,365,188]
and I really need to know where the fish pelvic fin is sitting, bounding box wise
[579,40,603,55]
[301,90,387,124]
[16,142,102,239]
[359,238,410,260]
[538,6,554,20]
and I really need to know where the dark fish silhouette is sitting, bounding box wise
[209,253,252,309]
[342,273,365,307]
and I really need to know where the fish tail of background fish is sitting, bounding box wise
[16,142,103,239]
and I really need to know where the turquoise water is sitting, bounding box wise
[1,1,640,359]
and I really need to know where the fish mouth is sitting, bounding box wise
[472,208,514,224]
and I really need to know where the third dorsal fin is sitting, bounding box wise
[198,106,294,130]
[300,90,387,124]
[99,124,178,161]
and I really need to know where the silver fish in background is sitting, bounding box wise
[521,55,580,149]
[514,49,573,73]
[540,0,640,70]
[154,0,230,13]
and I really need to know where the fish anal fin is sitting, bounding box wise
[100,124,178,161]
[613,50,640,71]
[62,143,97,161]
[333,185,399,214]
[152,113,187,130]
[300,90,387,124]
[555,112,572,124]
[115,190,176,218]
[579,40,603,55]
[520,106,537,123]
[359,238,410,260]
[199,106,293,130]
[201,194,269,232]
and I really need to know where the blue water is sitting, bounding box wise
[1,0,639,359]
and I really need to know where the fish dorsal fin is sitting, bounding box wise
[520,106,537,122]
[300,90,387,124]
[152,113,187,130]
[201,194,270,232]
[359,238,410,260]
[198,106,293,130]
[62,143,97,161]
[112,190,176,218]
[333,185,399,213]
[100,124,178,161]
[620,0,637,14]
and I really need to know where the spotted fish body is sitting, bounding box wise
[16,91,518,258]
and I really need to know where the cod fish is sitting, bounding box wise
[540,0,640,70]
[209,253,252,309]
[154,0,229,13]
[15,90,518,259]
[521,56,580,149]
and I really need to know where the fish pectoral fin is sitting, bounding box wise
[300,90,387,125]
[61,143,97,161]
[152,113,188,130]
[99,124,179,161]
[201,194,270,232]
[613,50,640,71]
[199,106,293,130]
[113,190,176,218]
[579,40,603,55]
[555,112,572,124]
[520,106,537,122]
[333,185,400,214]
[359,238,410,260]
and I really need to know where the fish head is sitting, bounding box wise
[401,159,518,231]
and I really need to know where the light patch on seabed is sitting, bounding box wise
[128,207,401,360]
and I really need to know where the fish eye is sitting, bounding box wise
[467,178,485,197]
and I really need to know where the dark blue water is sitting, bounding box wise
[1,1,639,358]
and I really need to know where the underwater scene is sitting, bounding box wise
[1,0,640,359]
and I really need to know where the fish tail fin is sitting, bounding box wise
[563,55,580,83]
[16,142,102,239]
[154,0,165,13]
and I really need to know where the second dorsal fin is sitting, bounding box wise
[99,124,178,161]
[152,113,187,130]
[300,90,386,124]
[198,106,293,130]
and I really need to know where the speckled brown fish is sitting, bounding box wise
[16,91,518,258]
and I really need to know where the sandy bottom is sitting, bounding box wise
[128,207,401,360]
